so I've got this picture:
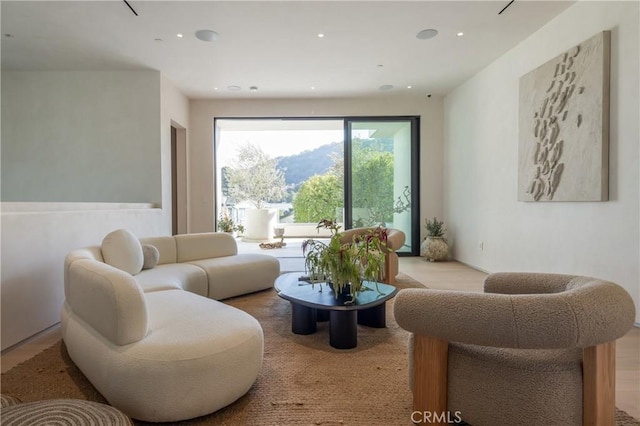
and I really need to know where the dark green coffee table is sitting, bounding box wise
[274,272,397,349]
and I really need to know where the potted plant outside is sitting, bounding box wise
[421,217,450,261]
[217,213,245,237]
[302,219,390,303]
[226,143,287,241]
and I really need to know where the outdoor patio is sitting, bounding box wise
[236,237,309,273]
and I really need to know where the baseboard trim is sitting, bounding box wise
[450,258,491,274]
[1,323,61,355]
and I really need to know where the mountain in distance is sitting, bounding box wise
[276,142,341,187]
[275,138,394,189]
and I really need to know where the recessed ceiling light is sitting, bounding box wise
[249,86,258,92]
[379,84,394,91]
[227,85,241,91]
[311,86,316,90]
[377,64,384,68]
[195,29,219,42]
[416,29,438,40]
[154,38,163,42]
[176,33,184,38]
[407,85,412,89]
[318,33,325,38]
[457,32,464,37]
[214,87,219,91]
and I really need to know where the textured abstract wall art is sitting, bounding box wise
[518,31,610,202]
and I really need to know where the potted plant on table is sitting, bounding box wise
[302,219,390,303]
[420,217,450,261]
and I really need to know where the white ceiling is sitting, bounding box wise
[1,1,574,99]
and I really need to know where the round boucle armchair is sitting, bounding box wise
[339,227,406,284]
[394,272,636,426]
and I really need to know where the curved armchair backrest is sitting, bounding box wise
[484,272,575,294]
[394,273,636,349]
[339,227,406,252]
[338,227,406,284]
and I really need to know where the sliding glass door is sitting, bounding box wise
[345,118,419,254]
[214,116,419,254]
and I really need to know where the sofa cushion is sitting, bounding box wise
[135,264,209,297]
[175,233,237,263]
[142,245,160,270]
[139,236,177,265]
[102,229,143,275]
[189,253,280,300]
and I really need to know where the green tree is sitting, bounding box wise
[293,174,343,223]
[290,140,409,226]
[221,166,230,198]
[351,141,395,226]
[226,143,287,209]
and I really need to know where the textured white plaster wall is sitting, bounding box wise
[444,1,639,322]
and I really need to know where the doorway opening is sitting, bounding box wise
[171,123,188,235]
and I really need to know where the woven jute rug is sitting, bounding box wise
[2,273,638,426]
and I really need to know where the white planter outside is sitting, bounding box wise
[242,209,277,242]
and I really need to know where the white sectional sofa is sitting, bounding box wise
[61,229,280,422]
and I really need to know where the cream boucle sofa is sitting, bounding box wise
[62,230,280,422]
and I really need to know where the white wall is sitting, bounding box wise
[188,96,444,236]
[0,73,189,350]
[444,1,639,322]
[162,75,190,232]
[0,205,165,350]
[1,71,162,203]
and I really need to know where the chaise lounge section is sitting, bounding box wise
[61,229,280,422]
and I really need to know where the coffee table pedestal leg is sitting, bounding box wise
[357,303,387,328]
[317,309,330,322]
[291,303,317,335]
[329,310,357,349]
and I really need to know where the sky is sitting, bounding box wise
[217,129,344,166]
